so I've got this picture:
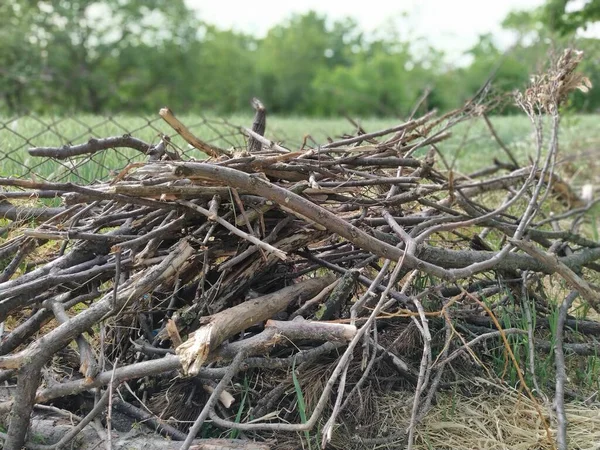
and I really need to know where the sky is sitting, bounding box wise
[186,0,546,60]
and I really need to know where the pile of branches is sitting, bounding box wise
[0,50,598,450]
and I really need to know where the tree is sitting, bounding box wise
[193,27,258,113]
[255,11,367,114]
[0,2,42,112]
[0,0,200,113]
[545,0,600,35]
[254,12,331,114]
[311,39,438,117]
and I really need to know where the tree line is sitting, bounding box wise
[1,0,598,116]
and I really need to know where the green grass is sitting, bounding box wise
[1,113,598,184]
[292,356,313,449]
[229,375,250,440]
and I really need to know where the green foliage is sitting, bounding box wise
[256,12,332,114]
[545,0,600,35]
[310,39,438,116]
[1,0,200,113]
[1,2,598,116]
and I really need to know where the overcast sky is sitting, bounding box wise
[186,0,546,60]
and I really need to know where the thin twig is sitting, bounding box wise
[555,290,579,450]
[406,297,431,450]
[522,271,542,395]
[105,360,119,450]
[482,113,519,167]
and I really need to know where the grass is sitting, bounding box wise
[327,380,600,449]
[413,382,600,450]
[1,113,599,184]
[292,356,313,449]
[230,375,250,440]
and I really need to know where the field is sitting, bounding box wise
[1,113,599,186]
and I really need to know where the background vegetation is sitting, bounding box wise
[1,0,599,117]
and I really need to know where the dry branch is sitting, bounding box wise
[510,239,600,310]
[0,202,66,221]
[176,275,336,375]
[28,136,151,159]
[159,108,231,158]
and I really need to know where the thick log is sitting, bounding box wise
[176,275,337,375]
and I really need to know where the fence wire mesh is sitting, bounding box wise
[0,113,299,184]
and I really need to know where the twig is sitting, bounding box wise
[113,398,187,440]
[482,113,519,167]
[289,279,339,319]
[0,238,37,283]
[417,323,451,422]
[219,217,292,271]
[106,360,119,450]
[439,328,527,366]
[555,290,579,450]
[241,128,290,154]
[322,110,437,148]
[229,188,266,259]
[321,345,350,448]
[112,248,121,310]
[510,238,600,310]
[43,298,99,379]
[247,98,266,153]
[522,271,542,395]
[406,298,431,450]
[22,229,138,242]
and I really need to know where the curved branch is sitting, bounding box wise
[29,136,151,159]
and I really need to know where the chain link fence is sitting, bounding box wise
[0,112,297,184]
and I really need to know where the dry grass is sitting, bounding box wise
[355,379,600,450]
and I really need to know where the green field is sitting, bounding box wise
[1,114,598,185]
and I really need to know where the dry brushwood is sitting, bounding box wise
[0,50,598,450]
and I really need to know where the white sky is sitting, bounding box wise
[186,0,546,60]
